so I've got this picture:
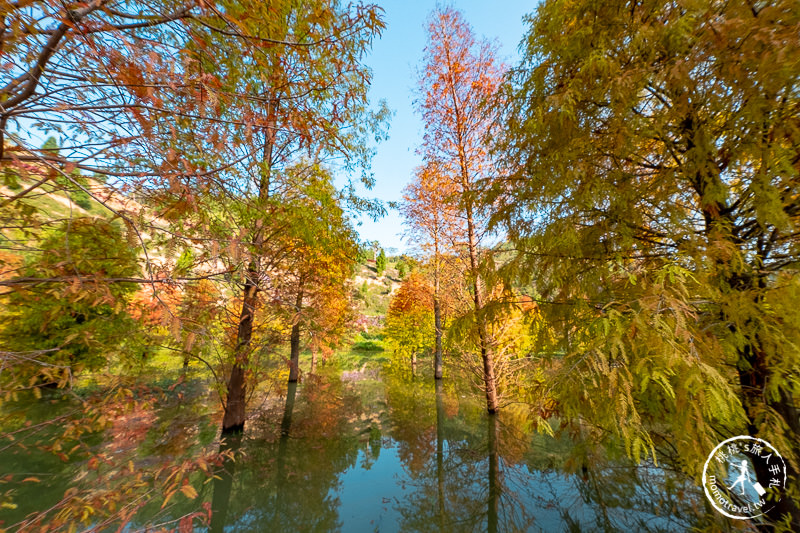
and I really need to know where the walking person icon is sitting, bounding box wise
[728,459,752,496]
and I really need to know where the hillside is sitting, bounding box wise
[352,257,405,318]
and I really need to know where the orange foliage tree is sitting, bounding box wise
[385,273,434,376]
[401,162,463,379]
[277,168,360,382]
[414,7,505,411]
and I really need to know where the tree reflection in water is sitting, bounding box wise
[206,373,364,531]
[119,364,741,532]
[381,365,731,533]
[385,369,536,532]
[210,432,241,533]
[435,379,445,530]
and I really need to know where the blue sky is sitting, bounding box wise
[348,0,537,254]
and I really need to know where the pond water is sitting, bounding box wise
[1,361,726,532]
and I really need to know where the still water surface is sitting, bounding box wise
[2,362,714,532]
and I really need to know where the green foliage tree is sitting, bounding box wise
[2,168,21,191]
[376,248,387,276]
[278,164,360,383]
[1,218,140,386]
[492,0,800,526]
[41,135,92,211]
[385,273,434,375]
[73,191,91,211]
[359,281,370,301]
[70,174,92,211]
[40,137,92,211]
[40,137,59,155]
[356,245,369,264]
[397,260,407,279]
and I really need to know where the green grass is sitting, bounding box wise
[351,339,384,351]
[350,331,385,352]
[333,349,389,371]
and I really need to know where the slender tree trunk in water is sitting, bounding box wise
[432,237,443,379]
[433,257,443,379]
[411,351,417,377]
[444,38,499,410]
[280,381,297,438]
[288,283,304,383]
[222,268,259,433]
[222,363,246,432]
[465,202,499,413]
[221,97,278,433]
[210,432,242,533]
[288,324,302,381]
[435,379,446,530]
[487,413,499,533]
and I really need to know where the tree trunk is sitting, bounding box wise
[411,351,417,377]
[444,33,499,411]
[288,283,304,382]
[280,381,298,438]
[736,336,800,528]
[274,381,297,524]
[433,261,443,379]
[222,266,259,433]
[221,94,278,433]
[465,202,499,413]
[222,361,247,432]
[288,323,301,382]
[714,259,798,525]
[689,130,800,526]
[310,348,317,375]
